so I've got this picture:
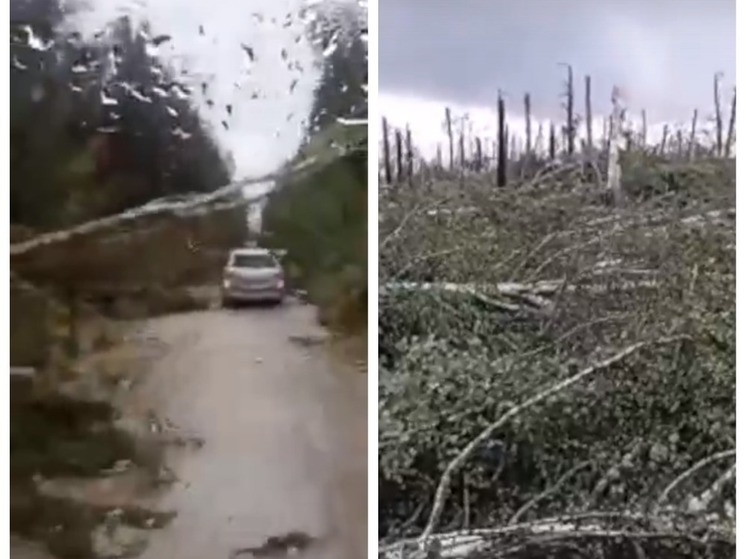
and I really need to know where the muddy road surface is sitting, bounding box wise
[127,301,367,559]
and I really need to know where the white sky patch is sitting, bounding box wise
[381,91,713,161]
[67,0,323,181]
[601,12,678,114]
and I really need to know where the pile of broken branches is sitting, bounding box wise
[378,158,735,558]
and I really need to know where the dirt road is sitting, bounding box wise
[128,301,367,559]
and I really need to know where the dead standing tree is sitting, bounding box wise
[713,72,724,157]
[560,63,576,156]
[688,109,698,161]
[405,126,414,185]
[458,129,466,171]
[382,117,392,184]
[496,92,507,187]
[584,75,592,155]
[445,107,455,171]
[660,124,669,155]
[522,92,533,178]
[395,128,403,183]
[524,92,533,155]
[474,136,483,172]
[725,87,736,158]
[606,85,625,205]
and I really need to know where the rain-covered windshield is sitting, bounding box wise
[10,0,368,557]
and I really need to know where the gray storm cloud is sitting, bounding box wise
[380,0,735,123]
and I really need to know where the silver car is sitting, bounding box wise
[220,248,286,306]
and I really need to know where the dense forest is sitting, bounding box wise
[10,0,232,232]
[10,0,367,232]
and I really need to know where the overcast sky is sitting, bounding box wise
[380,0,735,155]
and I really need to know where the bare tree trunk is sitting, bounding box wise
[524,93,532,155]
[497,93,507,187]
[395,128,403,183]
[405,126,413,185]
[725,87,736,158]
[382,117,392,184]
[458,130,465,170]
[641,109,648,148]
[687,109,698,161]
[508,133,516,162]
[436,144,443,170]
[584,75,593,154]
[445,107,454,171]
[676,129,683,159]
[713,73,723,157]
[474,137,483,172]
[562,64,575,156]
[660,124,669,155]
[549,122,556,160]
[606,86,625,205]
[505,124,511,178]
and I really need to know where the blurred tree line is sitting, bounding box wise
[10,0,231,232]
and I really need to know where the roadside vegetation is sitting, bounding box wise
[263,124,367,333]
[262,5,368,335]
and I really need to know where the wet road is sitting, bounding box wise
[132,301,367,559]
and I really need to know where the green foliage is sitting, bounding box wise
[621,153,736,205]
[263,146,367,331]
[10,3,230,231]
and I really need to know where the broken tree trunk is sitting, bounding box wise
[606,86,625,205]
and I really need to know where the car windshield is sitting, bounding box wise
[231,254,277,269]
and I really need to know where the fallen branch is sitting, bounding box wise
[517,313,631,360]
[655,448,736,513]
[381,198,448,249]
[508,461,592,525]
[9,147,340,258]
[687,461,736,513]
[381,508,718,559]
[382,278,659,302]
[523,160,584,190]
[417,336,685,543]
[10,176,271,257]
